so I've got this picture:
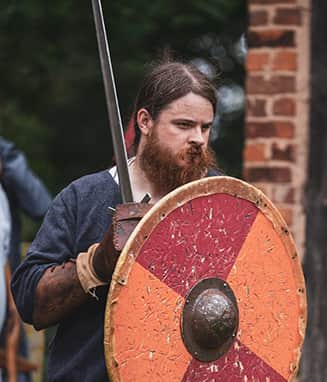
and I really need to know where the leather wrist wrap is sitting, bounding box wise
[76,203,153,295]
[76,243,108,293]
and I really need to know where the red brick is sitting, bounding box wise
[249,10,268,26]
[284,188,295,203]
[247,75,295,94]
[271,143,296,161]
[248,30,295,48]
[244,167,291,183]
[273,97,296,116]
[250,0,295,3]
[272,51,297,71]
[272,186,295,203]
[246,52,270,71]
[278,207,294,225]
[244,143,266,162]
[246,121,295,138]
[246,122,275,137]
[247,99,267,117]
[274,8,302,25]
[252,183,269,195]
[274,121,296,138]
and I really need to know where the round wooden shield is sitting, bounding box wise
[104,176,306,382]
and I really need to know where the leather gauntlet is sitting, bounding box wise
[76,202,152,293]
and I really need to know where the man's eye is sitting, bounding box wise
[177,122,190,128]
[202,124,212,131]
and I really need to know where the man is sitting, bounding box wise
[0,137,52,272]
[0,137,52,382]
[1,161,20,382]
[12,61,219,381]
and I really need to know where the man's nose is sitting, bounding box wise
[189,127,205,145]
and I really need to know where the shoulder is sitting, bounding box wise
[57,170,120,209]
[207,168,224,177]
[68,170,117,195]
[0,137,14,156]
[0,137,22,167]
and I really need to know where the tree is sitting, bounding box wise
[1,0,246,195]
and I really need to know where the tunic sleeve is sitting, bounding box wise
[11,185,77,325]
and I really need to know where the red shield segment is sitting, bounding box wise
[137,194,258,296]
[182,341,286,382]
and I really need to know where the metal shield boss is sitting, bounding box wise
[104,176,306,382]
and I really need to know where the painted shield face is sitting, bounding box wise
[105,176,306,382]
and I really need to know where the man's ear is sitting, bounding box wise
[136,108,154,136]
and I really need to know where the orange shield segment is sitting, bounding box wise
[228,211,305,380]
[111,262,191,382]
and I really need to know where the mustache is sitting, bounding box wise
[139,128,218,196]
[179,144,204,162]
[188,144,202,154]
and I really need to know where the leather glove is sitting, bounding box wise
[77,202,152,293]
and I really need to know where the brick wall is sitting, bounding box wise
[244,0,311,258]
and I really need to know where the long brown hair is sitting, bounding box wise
[132,61,217,150]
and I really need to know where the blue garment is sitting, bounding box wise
[12,168,219,382]
[0,137,52,271]
[0,136,52,382]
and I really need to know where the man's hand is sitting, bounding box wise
[91,224,117,282]
[92,202,152,281]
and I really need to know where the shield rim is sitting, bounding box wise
[104,176,307,382]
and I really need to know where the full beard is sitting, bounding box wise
[139,134,217,195]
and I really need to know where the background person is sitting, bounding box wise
[0,138,52,382]
[1,161,20,382]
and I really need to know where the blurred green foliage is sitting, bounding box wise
[0,0,246,193]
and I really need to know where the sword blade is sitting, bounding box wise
[91,0,134,203]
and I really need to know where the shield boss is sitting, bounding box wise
[104,176,306,382]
